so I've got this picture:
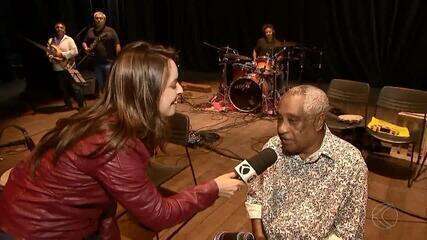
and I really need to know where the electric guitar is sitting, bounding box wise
[85,32,108,56]
[76,32,108,66]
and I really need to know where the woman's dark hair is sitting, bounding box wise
[31,41,177,171]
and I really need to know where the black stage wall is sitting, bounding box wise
[1,0,427,99]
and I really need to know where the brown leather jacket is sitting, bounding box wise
[0,133,218,239]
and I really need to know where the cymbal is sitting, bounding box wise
[222,46,238,53]
[202,41,222,51]
[284,42,321,52]
[223,53,251,61]
[202,42,238,53]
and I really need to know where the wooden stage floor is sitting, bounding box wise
[0,82,426,240]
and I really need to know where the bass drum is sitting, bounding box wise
[228,75,262,112]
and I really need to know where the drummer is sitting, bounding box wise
[252,24,284,59]
[252,24,285,114]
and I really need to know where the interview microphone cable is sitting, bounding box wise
[201,143,244,162]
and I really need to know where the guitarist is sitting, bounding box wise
[82,11,121,97]
[47,22,84,110]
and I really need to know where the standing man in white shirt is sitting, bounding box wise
[47,22,84,110]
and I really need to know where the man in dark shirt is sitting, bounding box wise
[253,24,285,112]
[253,24,283,59]
[82,11,121,96]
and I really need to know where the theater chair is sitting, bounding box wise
[326,79,370,147]
[366,86,427,187]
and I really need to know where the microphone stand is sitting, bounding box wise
[75,25,89,41]
[285,48,291,91]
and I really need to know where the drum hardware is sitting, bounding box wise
[202,41,237,53]
[254,56,275,75]
[223,53,251,62]
[202,41,247,104]
[201,41,239,64]
[203,40,322,115]
[227,54,282,114]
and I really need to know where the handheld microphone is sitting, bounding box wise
[168,113,219,148]
[213,231,255,240]
[234,148,277,183]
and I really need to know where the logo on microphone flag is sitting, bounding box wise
[239,163,251,175]
[234,160,257,183]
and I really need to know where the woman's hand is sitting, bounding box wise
[214,172,244,198]
[252,219,266,240]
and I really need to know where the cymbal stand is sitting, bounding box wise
[297,51,305,82]
[284,49,291,91]
[218,61,231,103]
[273,71,282,114]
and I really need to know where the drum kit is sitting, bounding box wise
[203,41,320,115]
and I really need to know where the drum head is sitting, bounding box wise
[229,77,262,112]
[232,63,253,80]
[255,57,274,75]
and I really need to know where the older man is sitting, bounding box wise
[246,85,368,240]
[82,11,120,97]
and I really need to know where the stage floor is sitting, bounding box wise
[0,78,426,240]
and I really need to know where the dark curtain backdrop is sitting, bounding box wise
[101,0,328,74]
[2,0,426,96]
[327,0,427,88]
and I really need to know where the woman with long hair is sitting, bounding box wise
[0,41,243,239]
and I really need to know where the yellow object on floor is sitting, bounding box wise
[367,117,410,137]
